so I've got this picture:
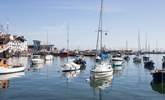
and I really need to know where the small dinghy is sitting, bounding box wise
[0,58,25,74]
[62,61,81,72]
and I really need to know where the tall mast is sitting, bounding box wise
[138,29,141,52]
[67,24,69,51]
[46,31,48,45]
[145,32,148,52]
[156,40,158,52]
[96,0,104,53]
[126,40,128,50]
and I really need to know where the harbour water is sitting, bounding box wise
[0,55,165,100]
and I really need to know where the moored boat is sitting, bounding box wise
[45,54,54,61]
[31,55,45,64]
[0,58,25,74]
[151,69,165,82]
[62,60,81,72]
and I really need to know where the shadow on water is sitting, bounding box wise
[151,80,165,94]
[0,72,25,89]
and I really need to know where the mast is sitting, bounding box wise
[145,32,148,52]
[126,40,128,50]
[137,29,141,53]
[67,24,69,51]
[96,0,104,54]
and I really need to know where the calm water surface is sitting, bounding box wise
[0,55,165,100]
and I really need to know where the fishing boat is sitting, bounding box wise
[0,58,25,74]
[90,0,113,79]
[31,55,45,64]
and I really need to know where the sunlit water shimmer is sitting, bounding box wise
[0,55,165,100]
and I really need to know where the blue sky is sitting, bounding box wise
[0,0,165,50]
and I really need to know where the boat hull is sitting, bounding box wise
[0,66,26,75]
[152,70,165,82]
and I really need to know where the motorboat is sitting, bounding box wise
[62,59,81,72]
[133,55,142,63]
[144,60,155,70]
[73,56,86,67]
[143,56,154,70]
[143,56,149,63]
[0,58,25,74]
[123,55,130,61]
[111,54,124,67]
[45,54,54,61]
[31,55,45,64]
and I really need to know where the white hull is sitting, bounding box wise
[112,61,123,66]
[62,62,81,72]
[0,66,25,74]
[63,70,80,79]
[113,66,123,70]
[45,55,54,61]
[112,57,123,61]
[90,62,113,79]
[0,72,25,80]
[31,59,44,64]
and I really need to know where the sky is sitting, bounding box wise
[0,0,165,50]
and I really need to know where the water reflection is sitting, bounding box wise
[62,70,81,79]
[0,72,25,89]
[90,75,113,100]
[30,64,44,72]
[151,80,165,94]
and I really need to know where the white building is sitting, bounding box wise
[8,35,28,53]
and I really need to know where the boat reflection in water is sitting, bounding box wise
[0,72,25,89]
[30,64,44,72]
[151,80,165,94]
[90,75,113,100]
[62,70,81,79]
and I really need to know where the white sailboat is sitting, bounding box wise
[90,0,113,79]
[133,29,142,63]
[45,32,54,61]
[62,25,81,72]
